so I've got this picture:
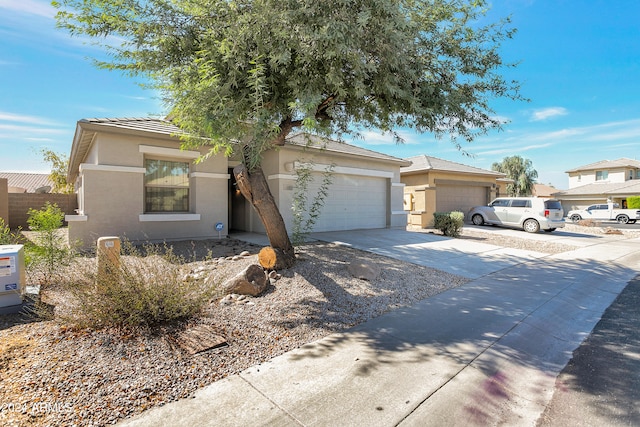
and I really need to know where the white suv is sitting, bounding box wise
[467,197,565,233]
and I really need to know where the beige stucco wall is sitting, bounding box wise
[67,131,229,248]
[0,178,8,226]
[402,171,500,228]
[568,168,631,189]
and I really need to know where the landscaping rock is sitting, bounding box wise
[221,264,268,296]
[348,261,381,281]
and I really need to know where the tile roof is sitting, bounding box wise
[565,158,640,173]
[0,172,53,193]
[79,117,182,135]
[553,180,640,197]
[68,118,410,181]
[532,183,562,197]
[285,133,410,166]
[401,154,506,177]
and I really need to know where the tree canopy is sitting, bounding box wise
[54,0,524,265]
[54,0,523,165]
[491,155,538,196]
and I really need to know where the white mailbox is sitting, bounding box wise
[0,245,25,308]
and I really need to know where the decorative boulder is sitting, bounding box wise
[222,264,268,296]
[348,261,381,281]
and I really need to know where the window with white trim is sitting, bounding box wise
[595,170,608,181]
[144,159,190,212]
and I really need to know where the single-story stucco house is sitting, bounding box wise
[553,158,640,211]
[400,155,510,227]
[64,118,409,248]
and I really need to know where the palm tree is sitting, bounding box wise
[491,156,538,196]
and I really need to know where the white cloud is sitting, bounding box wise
[530,107,568,121]
[478,142,553,157]
[0,0,56,18]
[357,130,419,146]
[0,111,62,127]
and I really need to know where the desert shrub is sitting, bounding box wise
[58,242,217,331]
[433,211,465,237]
[0,218,22,245]
[627,196,640,209]
[26,202,74,288]
[577,219,598,227]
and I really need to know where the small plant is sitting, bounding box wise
[26,202,73,289]
[58,241,216,331]
[433,211,465,237]
[291,161,334,247]
[0,218,22,245]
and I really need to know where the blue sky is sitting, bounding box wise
[1,0,639,189]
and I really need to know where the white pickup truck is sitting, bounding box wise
[567,203,640,224]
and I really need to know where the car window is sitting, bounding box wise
[490,199,510,207]
[544,200,562,210]
[511,200,531,208]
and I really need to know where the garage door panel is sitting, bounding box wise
[436,185,488,214]
[306,174,387,232]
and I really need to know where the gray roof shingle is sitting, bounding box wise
[401,154,506,177]
[553,180,640,197]
[286,133,410,166]
[565,158,640,173]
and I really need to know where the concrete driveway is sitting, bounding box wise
[308,226,624,279]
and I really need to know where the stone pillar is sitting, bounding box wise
[97,236,121,281]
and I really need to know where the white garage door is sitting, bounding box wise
[435,184,488,214]
[307,174,387,232]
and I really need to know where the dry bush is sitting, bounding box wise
[577,219,599,227]
[56,243,217,332]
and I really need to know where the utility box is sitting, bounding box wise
[0,245,25,308]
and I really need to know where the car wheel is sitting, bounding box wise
[523,219,540,233]
[570,214,581,222]
[543,228,556,232]
[471,214,484,226]
[616,215,629,224]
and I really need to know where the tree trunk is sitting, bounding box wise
[233,164,296,268]
[258,246,290,270]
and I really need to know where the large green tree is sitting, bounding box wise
[54,0,523,267]
[491,155,538,196]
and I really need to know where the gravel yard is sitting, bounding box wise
[0,224,637,426]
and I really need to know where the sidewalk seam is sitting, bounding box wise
[238,375,305,426]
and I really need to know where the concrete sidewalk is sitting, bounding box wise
[120,230,640,426]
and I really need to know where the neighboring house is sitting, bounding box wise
[65,118,409,248]
[554,158,640,211]
[0,172,53,193]
[532,183,561,198]
[400,155,509,227]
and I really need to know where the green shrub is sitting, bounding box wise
[26,202,74,288]
[0,218,22,245]
[433,211,465,237]
[627,196,640,209]
[59,243,216,331]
